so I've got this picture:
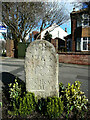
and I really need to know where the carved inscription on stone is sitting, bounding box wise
[25,40,59,98]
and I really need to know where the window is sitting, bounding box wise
[83,14,88,18]
[88,37,90,40]
[81,37,90,51]
[83,37,87,40]
[77,15,82,27]
[82,14,90,27]
[77,20,82,27]
[88,37,90,50]
[84,19,88,26]
[67,39,72,51]
[77,14,90,27]
[83,42,87,50]
[76,38,81,51]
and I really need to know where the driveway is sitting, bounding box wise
[0,57,89,100]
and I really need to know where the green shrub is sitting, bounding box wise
[59,81,88,119]
[0,102,2,108]
[18,92,37,116]
[8,78,37,116]
[37,96,64,119]
[2,52,6,57]
[8,78,22,101]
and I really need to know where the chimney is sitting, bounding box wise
[73,8,75,12]
[65,28,67,32]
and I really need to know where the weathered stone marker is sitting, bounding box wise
[25,40,59,98]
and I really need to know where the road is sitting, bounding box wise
[0,57,89,100]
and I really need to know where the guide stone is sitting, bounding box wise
[25,40,59,98]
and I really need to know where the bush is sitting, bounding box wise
[59,81,88,119]
[8,78,37,116]
[37,96,64,119]
[8,78,88,119]
[8,78,22,101]
[42,31,52,43]
[8,78,63,119]
[18,92,37,116]
[2,50,6,57]
[0,102,2,108]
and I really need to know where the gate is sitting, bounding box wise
[18,42,30,58]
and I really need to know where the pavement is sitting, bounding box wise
[0,56,89,118]
[59,63,89,99]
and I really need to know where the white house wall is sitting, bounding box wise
[41,23,68,40]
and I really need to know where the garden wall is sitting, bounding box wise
[58,52,90,65]
[6,39,14,57]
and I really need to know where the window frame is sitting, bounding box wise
[81,37,90,51]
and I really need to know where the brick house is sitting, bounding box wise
[65,7,90,52]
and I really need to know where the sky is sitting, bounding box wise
[60,20,71,34]
[60,2,73,34]
[60,2,82,34]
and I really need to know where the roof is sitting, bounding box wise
[64,34,72,39]
[41,23,59,32]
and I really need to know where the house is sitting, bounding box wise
[41,23,68,52]
[41,23,68,40]
[64,34,72,52]
[65,7,90,52]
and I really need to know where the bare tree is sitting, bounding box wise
[2,2,43,41]
[2,2,69,39]
[2,2,69,57]
[2,2,44,57]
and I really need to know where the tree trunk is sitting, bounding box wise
[14,41,18,58]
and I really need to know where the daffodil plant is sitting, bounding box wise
[59,81,88,119]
